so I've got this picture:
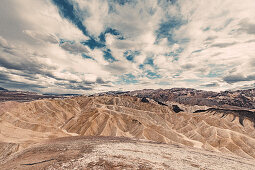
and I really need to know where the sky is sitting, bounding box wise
[0,0,254,94]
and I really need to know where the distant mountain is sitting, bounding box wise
[0,90,63,102]
[95,88,255,109]
[43,93,81,96]
[2,87,255,108]
[90,90,129,96]
[0,87,7,91]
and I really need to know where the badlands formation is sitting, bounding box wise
[0,91,255,169]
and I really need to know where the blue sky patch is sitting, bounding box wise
[203,27,210,31]
[124,50,140,62]
[82,54,94,60]
[99,27,123,42]
[146,70,161,79]
[166,47,184,61]
[80,39,105,50]
[155,17,184,44]
[52,0,109,51]
[51,0,89,37]
[113,0,134,6]
[59,39,74,44]
[139,64,144,69]
[115,73,138,84]
[144,57,154,66]
[103,49,117,63]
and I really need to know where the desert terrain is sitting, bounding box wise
[0,88,255,169]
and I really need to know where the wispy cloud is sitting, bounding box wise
[0,0,254,93]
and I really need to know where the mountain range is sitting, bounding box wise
[0,88,255,169]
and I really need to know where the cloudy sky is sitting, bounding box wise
[0,0,254,94]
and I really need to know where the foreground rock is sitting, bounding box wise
[1,136,255,170]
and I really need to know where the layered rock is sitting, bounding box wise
[0,95,255,162]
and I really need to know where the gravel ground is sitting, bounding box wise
[1,136,255,170]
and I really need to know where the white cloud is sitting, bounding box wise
[0,0,254,93]
[13,0,88,42]
[23,30,59,44]
[0,36,9,48]
[76,0,109,37]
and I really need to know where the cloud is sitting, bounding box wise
[0,36,52,74]
[211,42,237,48]
[201,82,219,87]
[104,62,129,74]
[238,20,255,35]
[223,74,255,84]
[77,0,109,37]
[96,77,107,84]
[59,41,88,54]
[181,64,195,70]
[24,30,59,44]
[0,0,254,94]
[51,0,89,37]
[0,69,45,92]
[0,36,9,48]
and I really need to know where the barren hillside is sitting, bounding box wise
[0,94,255,166]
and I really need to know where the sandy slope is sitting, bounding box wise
[0,95,255,166]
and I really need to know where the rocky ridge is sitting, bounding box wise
[0,88,255,169]
[96,88,255,109]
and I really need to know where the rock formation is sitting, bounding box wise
[119,88,255,109]
[0,88,255,169]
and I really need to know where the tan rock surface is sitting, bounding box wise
[2,136,255,170]
[0,95,255,168]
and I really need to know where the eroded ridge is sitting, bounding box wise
[194,108,255,127]
[0,95,255,161]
